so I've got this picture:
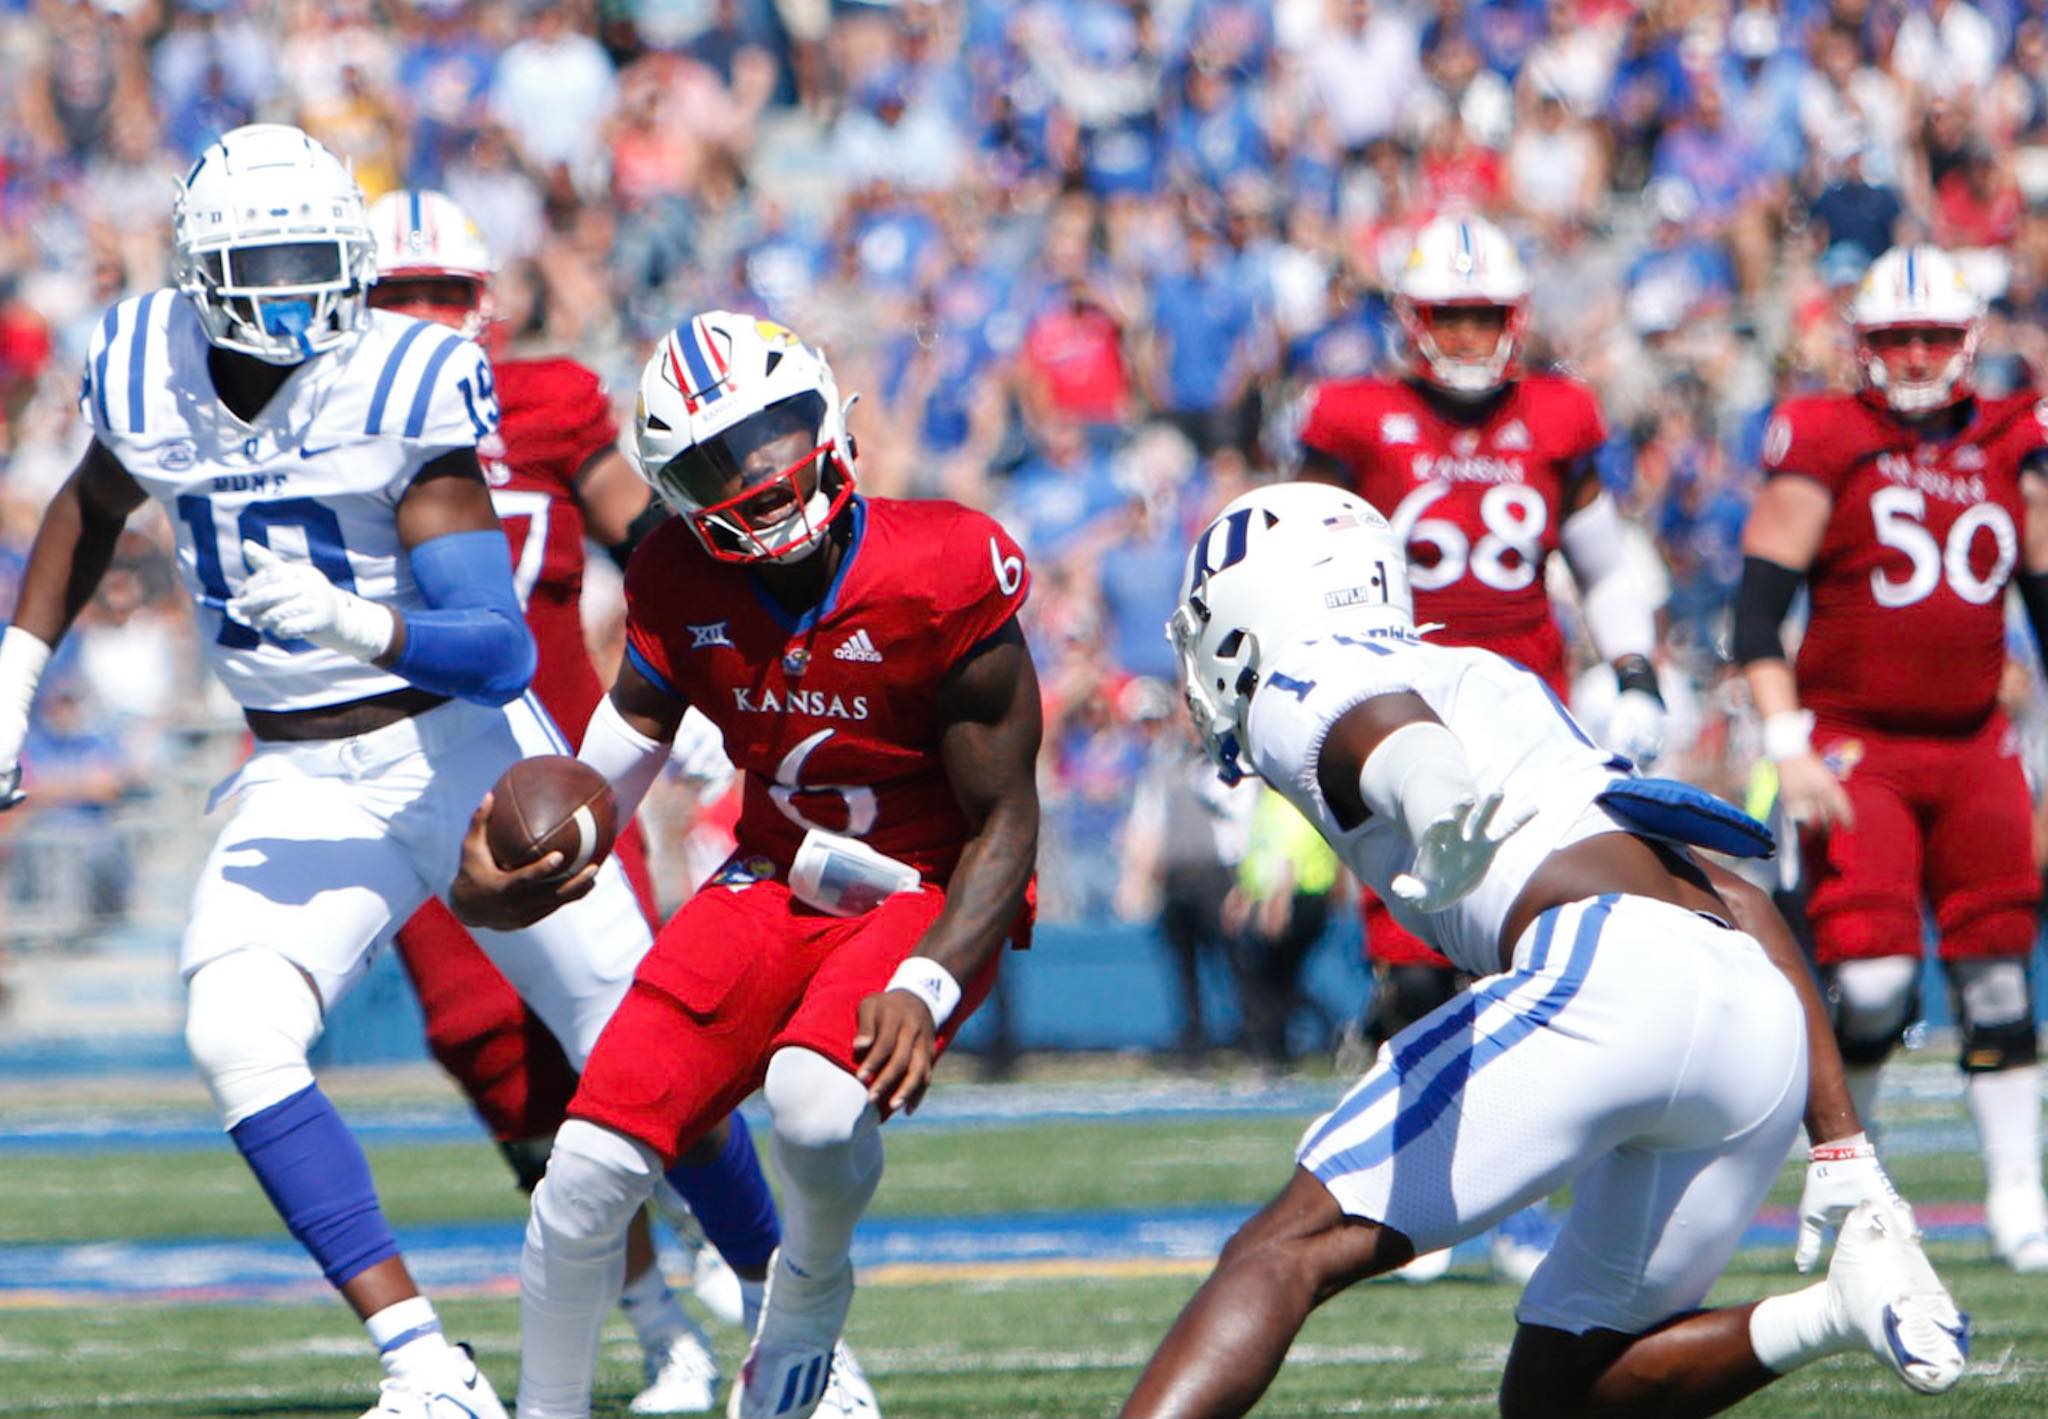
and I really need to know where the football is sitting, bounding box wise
[484,755,617,878]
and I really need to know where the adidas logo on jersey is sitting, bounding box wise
[1380,414,1419,445]
[834,628,883,663]
[1496,419,1531,450]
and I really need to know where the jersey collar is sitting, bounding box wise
[746,494,868,636]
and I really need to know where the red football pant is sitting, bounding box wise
[394,822,659,1143]
[571,877,1004,1166]
[1806,714,2039,965]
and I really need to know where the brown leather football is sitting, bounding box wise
[485,755,618,878]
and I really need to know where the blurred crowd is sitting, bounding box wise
[10,0,2048,945]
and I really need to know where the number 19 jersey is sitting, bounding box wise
[1299,374,1605,689]
[79,291,497,712]
[1762,390,2044,736]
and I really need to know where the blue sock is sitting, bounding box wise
[230,1082,400,1288]
[665,1112,781,1271]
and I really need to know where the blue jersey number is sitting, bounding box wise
[177,494,357,651]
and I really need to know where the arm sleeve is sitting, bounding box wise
[940,514,1033,666]
[578,691,669,826]
[392,530,537,705]
[1731,556,1805,665]
[1559,492,1657,662]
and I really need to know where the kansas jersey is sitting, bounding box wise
[1764,390,2045,735]
[79,291,498,712]
[1245,627,1626,976]
[624,496,1029,882]
[1299,375,1604,682]
[482,355,617,741]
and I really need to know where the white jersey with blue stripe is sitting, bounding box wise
[79,292,499,712]
[1244,625,1628,976]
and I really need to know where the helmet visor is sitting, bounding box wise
[204,240,349,291]
[659,391,829,522]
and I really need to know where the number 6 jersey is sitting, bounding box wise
[623,496,1030,883]
[79,290,497,711]
[1762,390,2045,735]
[1298,372,1606,691]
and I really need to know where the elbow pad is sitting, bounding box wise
[578,693,669,825]
[394,531,537,705]
[1732,556,1804,666]
[1357,720,1478,843]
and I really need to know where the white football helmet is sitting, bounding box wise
[172,124,375,365]
[365,188,494,339]
[1851,244,1982,413]
[1168,482,1415,783]
[1396,216,1530,396]
[633,313,856,564]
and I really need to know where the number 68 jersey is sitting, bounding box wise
[623,496,1030,883]
[1762,390,2046,736]
[1298,373,1605,691]
[79,290,497,711]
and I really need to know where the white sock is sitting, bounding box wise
[518,1121,660,1419]
[1846,1064,1884,1137]
[740,1276,766,1335]
[1749,1285,1849,1373]
[764,1050,884,1291]
[1967,1064,2043,1197]
[619,1263,691,1350]
[365,1295,455,1381]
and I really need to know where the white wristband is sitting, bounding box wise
[887,956,963,1030]
[1762,710,1815,763]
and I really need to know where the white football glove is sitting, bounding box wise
[227,541,396,661]
[1391,791,1537,912]
[1795,1132,1916,1272]
[1605,687,1668,769]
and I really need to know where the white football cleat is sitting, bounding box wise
[693,1246,748,1329]
[631,1320,723,1414]
[1394,1247,1452,1284]
[726,1254,855,1419]
[1986,1184,2048,1274]
[359,1343,508,1419]
[1826,1201,1969,1395]
[814,1342,881,1418]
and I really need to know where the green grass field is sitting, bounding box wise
[0,1063,2039,1417]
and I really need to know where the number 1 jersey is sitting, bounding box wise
[623,496,1030,882]
[1299,374,1605,685]
[1762,390,2044,736]
[80,291,497,712]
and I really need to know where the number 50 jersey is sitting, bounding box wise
[623,496,1030,883]
[1762,390,2045,736]
[79,290,497,711]
[1298,373,1605,690]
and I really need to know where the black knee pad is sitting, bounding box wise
[1369,964,1460,1044]
[499,1136,553,1194]
[1949,958,2040,1073]
[1822,962,1919,1068]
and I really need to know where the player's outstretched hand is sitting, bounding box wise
[1392,791,1536,913]
[449,794,599,930]
[1796,1133,1917,1272]
[1777,751,1854,832]
[854,988,937,1117]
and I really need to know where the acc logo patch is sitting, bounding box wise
[158,440,198,472]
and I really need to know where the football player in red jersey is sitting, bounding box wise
[450,313,1041,1419]
[1738,243,2048,1274]
[1295,215,1668,1280]
[364,193,795,1414]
